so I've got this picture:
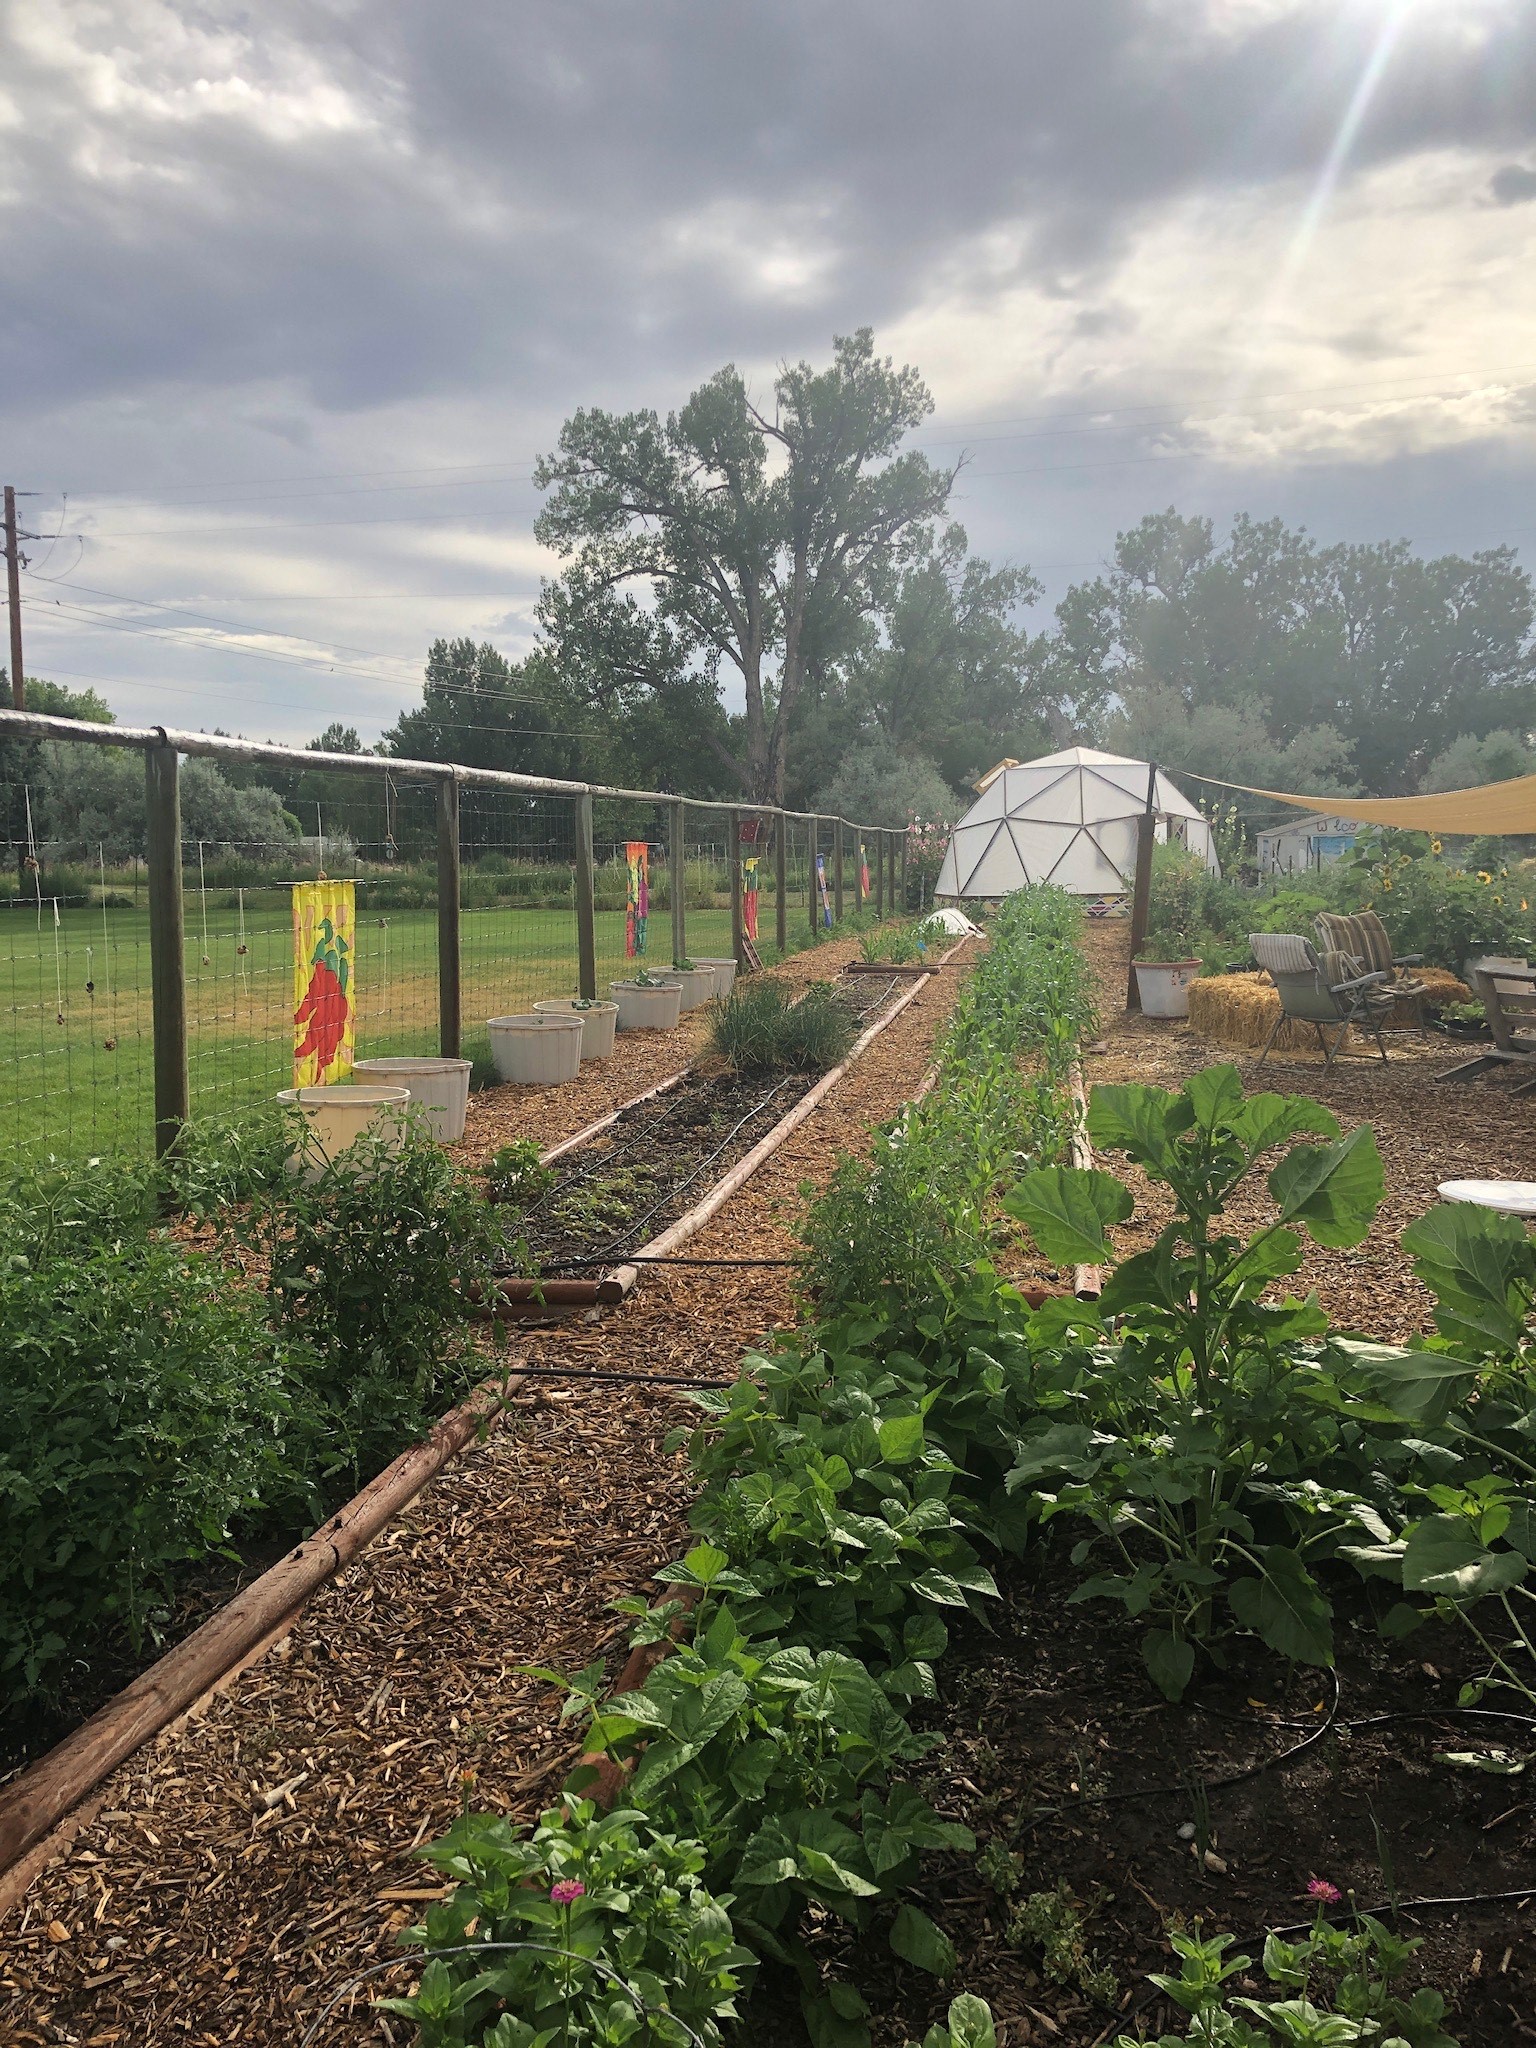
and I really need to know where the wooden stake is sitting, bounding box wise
[669,797,686,965]
[774,813,787,954]
[1125,760,1159,1010]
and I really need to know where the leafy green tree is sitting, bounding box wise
[811,736,958,831]
[0,676,115,861]
[1050,509,1535,792]
[35,746,295,862]
[534,329,955,803]
[1421,727,1535,792]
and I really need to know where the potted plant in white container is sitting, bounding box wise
[1133,928,1204,1019]
[274,1081,412,1177]
[532,995,620,1059]
[694,955,738,998]
[667,957,717,1011]
[609,966,684,1030]
[486,1011,586,1084]
[352,1056,472,1142]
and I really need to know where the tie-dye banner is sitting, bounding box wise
[625,840,650,956]
[815,853,833,929]
[859,843,871,900]
[292,880,355,1087]
[743,855,759,942]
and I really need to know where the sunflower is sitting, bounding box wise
[1478,870,1493,884]
[1431,838,1443,855]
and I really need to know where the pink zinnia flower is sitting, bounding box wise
[1307,1878,1342,1904]
[550,1880,586,1906]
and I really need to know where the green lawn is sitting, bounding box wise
[0,885,830,1166]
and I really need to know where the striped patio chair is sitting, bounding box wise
[1313,910,1428,1029]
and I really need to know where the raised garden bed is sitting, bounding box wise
[758,1561,1534,2048]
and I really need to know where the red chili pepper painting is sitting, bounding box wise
[292,886,356,1085]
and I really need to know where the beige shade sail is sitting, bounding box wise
[1232,772,1536,836]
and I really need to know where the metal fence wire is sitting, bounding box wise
[0,710,907,1168]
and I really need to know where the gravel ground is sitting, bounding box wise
[0,942,973,2047]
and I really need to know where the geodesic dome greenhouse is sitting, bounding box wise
[934,747,1217,900]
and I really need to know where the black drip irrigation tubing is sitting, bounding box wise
[571,1075,801,1267]
[506,1362,734,1389]
[1029,1673,1536,1826]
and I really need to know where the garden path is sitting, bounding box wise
[0,936,974,2047]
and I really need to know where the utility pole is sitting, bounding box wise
[3,486,24,709]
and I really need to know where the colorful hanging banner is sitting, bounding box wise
[859,842,871,900]
[625,840,650,957]
[292,880,355,1087]
[743,855,760,942]
[815,853,833,929]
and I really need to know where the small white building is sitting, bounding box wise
[1255,814,1359,876]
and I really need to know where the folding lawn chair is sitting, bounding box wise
[1249,932,1397,1069]
[1436,959,1536,1099]
[1313,910,1428,1031]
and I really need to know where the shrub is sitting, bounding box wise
[0,1235,299,1712]
[707,979,856,1073]
[244,1121,511,1499]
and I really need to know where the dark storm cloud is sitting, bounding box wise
[4,1,1535,426]
[1490,161,1536,203]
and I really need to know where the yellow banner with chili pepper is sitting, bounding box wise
[292,881,356,1086]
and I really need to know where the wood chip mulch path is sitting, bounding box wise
[0,943,973,2047]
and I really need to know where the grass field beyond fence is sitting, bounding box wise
[0,888,761,1165]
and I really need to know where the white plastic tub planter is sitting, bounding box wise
[694,956,738,998]
[1133,958,1202,1019]
[609,977,684,1031]
[352,1056,472,1143]
[487,1013,586,1085]
[532,998,620,1060]
[667,965,718,1013]
[274,1083,411,1177]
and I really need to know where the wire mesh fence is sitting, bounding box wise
[0,714,904,1169]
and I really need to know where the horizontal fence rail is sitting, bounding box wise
[0,707,913,1166]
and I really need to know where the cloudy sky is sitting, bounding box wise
[3,0,1535,747]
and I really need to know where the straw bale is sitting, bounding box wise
[1187,973,1317,1051]
[1188,967,1471,1049]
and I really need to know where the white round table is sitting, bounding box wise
[1437,1179,1536,1217]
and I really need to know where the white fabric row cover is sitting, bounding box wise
[935,747,1217,899]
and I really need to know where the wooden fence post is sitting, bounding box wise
[874,828,885,917]
[437,774,462,1059]
[899,828,909,914]
[888,831,899,917]
[1125,762,1158,1010]
[808,817,819,933]
[774,814,787,955]
[669,798,686,966]
[574,793,598,1000]
[833,819,845,923]
[145,740,189,1157]
[729,809,744,967]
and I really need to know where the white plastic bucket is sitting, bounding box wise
[667,966,718,1012]
[353,1056,472,1143]
[1133,959,1201,1020]
[275,1083,411,1177]
[694,956,738,998]
[609,979,684,1031]
[532,999,620,1059]
[487,1012,585,1085]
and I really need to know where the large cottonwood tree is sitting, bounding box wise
[534,329,956,804]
